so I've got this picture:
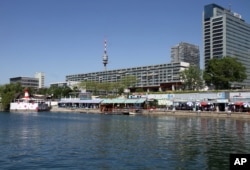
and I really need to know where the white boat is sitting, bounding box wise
[129,112,136,115]
[129,109,142,115]
[10,90,50,112]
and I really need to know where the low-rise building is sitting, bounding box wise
[66,62,190,92]
[10,77,39,89]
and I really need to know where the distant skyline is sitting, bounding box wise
[1,0,249,86]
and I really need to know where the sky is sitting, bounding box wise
[0,0,249,86]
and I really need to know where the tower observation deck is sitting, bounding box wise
[102,40,108,71]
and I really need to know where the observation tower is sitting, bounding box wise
[102,39,108,71]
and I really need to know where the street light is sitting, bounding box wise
[206,72,215,90]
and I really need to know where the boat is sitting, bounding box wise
[128,111,136,115]
[10,90,50,112]
[124,109,142,115]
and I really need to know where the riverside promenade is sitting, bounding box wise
[50,107,250,119]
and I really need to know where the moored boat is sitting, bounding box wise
[128,112,136,115]
[10,90,50,112]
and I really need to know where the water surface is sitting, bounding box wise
[0,112,250,169]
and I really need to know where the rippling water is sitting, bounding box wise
[0,112,250,169]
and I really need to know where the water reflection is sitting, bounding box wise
[156,116,250,169]
[0,112,250,169]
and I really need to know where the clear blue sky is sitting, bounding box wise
[0,0,249,86]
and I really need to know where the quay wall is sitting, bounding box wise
[143,110,250,119]
[50,107,250,119]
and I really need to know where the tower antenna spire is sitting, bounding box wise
[102,39,108,71]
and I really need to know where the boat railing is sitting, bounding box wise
[14,98,46,103]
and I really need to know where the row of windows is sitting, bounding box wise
[212,17,223,22]
[212,21,223,26]
[66,67,184,79]
[67,71,183,85]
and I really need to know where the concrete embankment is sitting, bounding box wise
[50,107,250,119]
[143,110,250,119]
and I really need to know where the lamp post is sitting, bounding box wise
[207,72,215,90]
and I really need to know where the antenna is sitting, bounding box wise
[228,3,231,11]
[102,39,108,71]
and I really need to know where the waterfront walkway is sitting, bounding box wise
[50,107,250,119]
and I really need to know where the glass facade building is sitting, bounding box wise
[203,3,250,87]
[66,62,189,92]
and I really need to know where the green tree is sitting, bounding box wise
[79,80,102,95]
[180,66,204,91]
[203,57,247,89]
[48,86,72,99]
[120,75,137,88]
[36,87,49,95]
[0,83,23,111]
[78,75,137,96]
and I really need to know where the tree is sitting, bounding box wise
[78,75,137,96]
[0,83,24,111]
[48,86,72,99]
[180,66,204,91]
[203,57,247,90]
[36,87,49,95]
[120,75,137,88]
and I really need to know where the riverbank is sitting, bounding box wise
[50,107,250,119]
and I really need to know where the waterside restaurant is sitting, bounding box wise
[100,98,146,112]
[58,97,146,113]
[57,91,250,113]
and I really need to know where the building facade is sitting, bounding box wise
[50,82,67,88]
[203,3,250,87]
[35,72,45,88]
[10,77,39,88]
[66,62,190,92]
[171,42,200,68]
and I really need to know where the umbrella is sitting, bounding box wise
[243,102,250,108]
[186,101,193,106]
[200,101,208,106]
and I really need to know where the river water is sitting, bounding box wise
[0,111,250,170]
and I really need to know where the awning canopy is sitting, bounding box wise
[101,98,146,104]
[59,98,146,104]
[59,99,103,104]
[101,98,126,104]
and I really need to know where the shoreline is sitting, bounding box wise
[50,107,250,119]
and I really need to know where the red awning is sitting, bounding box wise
[200,101,208,106]
[200,101,213,106]
[234,101,244,106]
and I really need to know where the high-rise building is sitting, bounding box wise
[203,3,250,87]
[171,42,200,68]
[35,72,45,88]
